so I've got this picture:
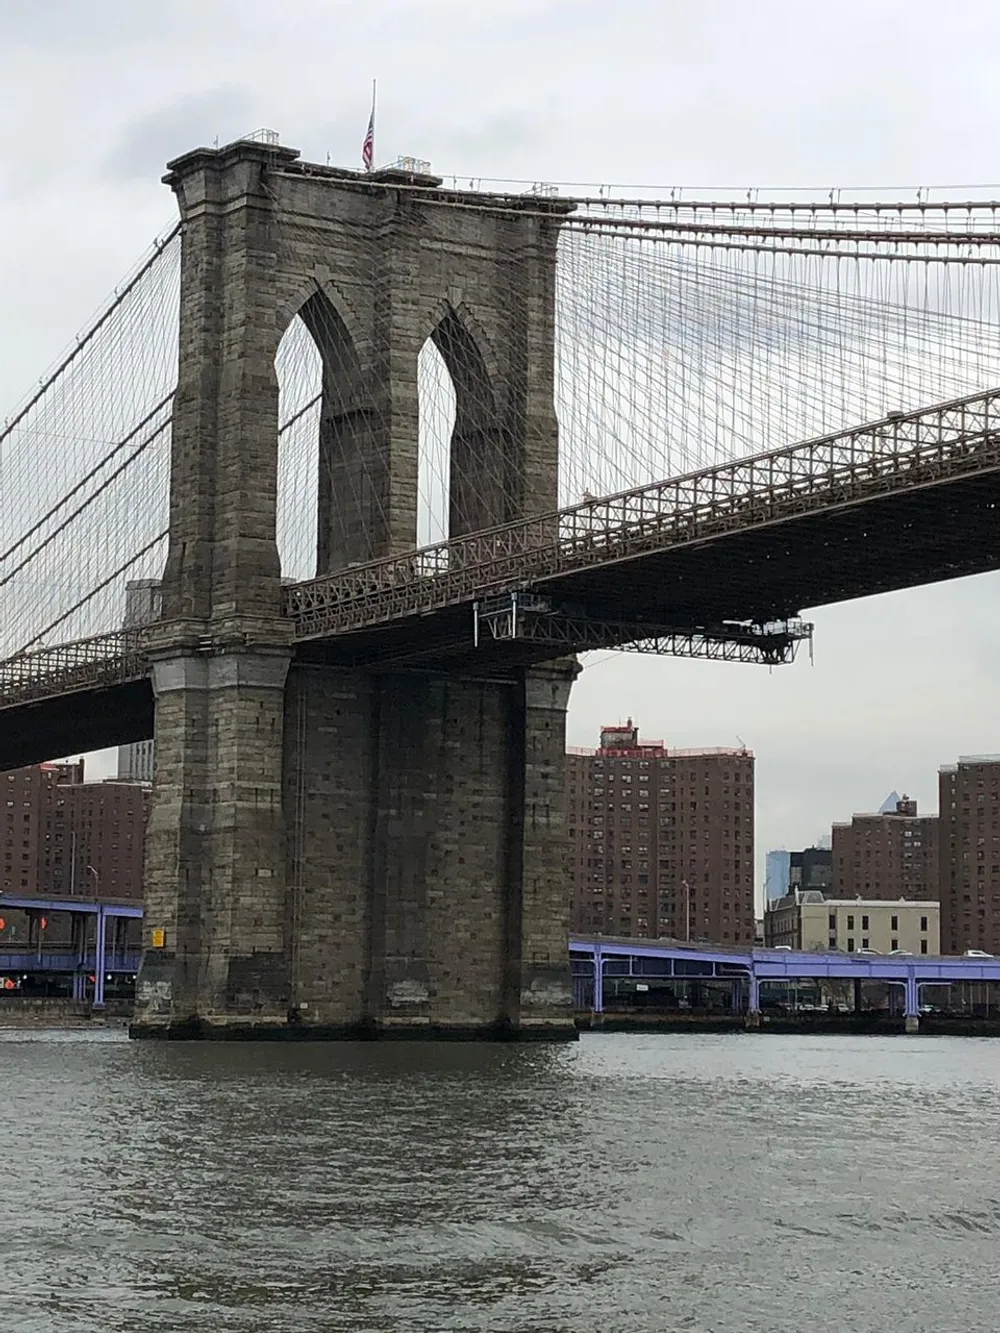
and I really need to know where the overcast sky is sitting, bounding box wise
[4,0,1000,901]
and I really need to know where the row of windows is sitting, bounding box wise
[830,913,931,932]
[830,936,931,955]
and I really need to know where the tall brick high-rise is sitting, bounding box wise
[1,760,148,899]
[938,756,1000,954]
[567,721,755,944]
[832,795,938,901]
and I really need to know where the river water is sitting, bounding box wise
[2,1030,998,1332]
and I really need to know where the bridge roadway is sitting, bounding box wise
[2,385,1000,770]
[570,934,1000,1024]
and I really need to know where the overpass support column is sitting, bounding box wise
[94,906,107,1010]
[593,945,604,1015]
[904,971,921,1034]
[745,972,761,1030]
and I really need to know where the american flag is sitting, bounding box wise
[362,93,375,171]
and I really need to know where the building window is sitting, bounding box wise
[920,940,928,954]
[847,914,855,930]
[891,938,898,951]
[862,915,869,930]
[891,914,898,930]
[847,938,855,952]
[829,936,837,950]
[920,916,928,932]
[862,937,869,949]
[828,913,836,930]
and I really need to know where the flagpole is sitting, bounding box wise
[368,78,377,172]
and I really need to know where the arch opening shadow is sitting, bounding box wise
[277,290,384,577]
[417,337,456,548]
[425,305,508,540]
[275,312,322,582]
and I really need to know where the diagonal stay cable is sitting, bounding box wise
[15,533,167,655]
[279,392,321,435]
[9,391,323,655]
[0,225,179,448]
[0,396,173,568]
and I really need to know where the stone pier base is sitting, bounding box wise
[133,661,580,1043]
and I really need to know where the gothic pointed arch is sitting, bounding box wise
[275,283,385,575]
[422,299,511,537]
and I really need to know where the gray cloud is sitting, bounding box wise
[103,87,258,182]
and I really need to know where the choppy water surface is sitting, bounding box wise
[2,1030,999,1331]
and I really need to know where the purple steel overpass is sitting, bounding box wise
[570,935,1000,1027]
[0,895,142,1007]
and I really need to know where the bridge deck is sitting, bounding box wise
[2,387,1000,768]
[286,386,1000,641]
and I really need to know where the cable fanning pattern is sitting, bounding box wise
[5,190,1000,659]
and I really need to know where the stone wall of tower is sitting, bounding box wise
[133,140,575,1039]
[281,662,577,1037]
[116,580,161,784]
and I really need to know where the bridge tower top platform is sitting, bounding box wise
[159,137,575,633]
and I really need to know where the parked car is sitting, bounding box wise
[773,945,792,951]
[889,948,912,956]
[964,949,993,958]
[857,948,881,955]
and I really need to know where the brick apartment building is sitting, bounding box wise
[1,760,149,900]
[939,755,1000,955]
[832,795,939,901]
[567,721,755,944]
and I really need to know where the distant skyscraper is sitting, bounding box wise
[789,846,833,894]
[765,849,791,902]
[116,579,161,784]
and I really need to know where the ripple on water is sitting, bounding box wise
[2,1032,1000,1332]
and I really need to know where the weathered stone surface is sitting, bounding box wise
[132,140,577,1041]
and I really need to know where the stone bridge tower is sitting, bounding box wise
[132,139,577,1040]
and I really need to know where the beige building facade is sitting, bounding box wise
[766,893,940,956]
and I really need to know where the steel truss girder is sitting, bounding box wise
[4,384,999,708]
[473,594,813,666]
[285,385,1000,640]
[0,630,144,709]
